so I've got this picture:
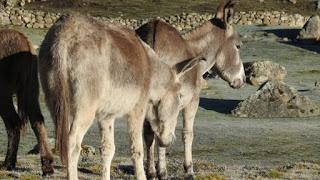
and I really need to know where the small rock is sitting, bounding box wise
[244,60,287,86]
[232,81,320,118]
[282,37,289,41]
[288,0,297,4]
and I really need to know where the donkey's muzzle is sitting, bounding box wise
[230,77,245,89]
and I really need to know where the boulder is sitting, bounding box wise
[244,60,287,86]
[232,81,320,118]
[298,15,320,40]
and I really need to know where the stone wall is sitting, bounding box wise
[0,6,310,31]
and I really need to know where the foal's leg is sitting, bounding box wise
[182,95,199,177]
[157,144,168,180]
[128,108,147,180]
[98,117,115,180]
[143,121,156,179]
[0,96,21,170]
[67,107,96,180]
[29,103,54,175]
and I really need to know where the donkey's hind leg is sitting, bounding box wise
[0,96,21,170]
[128,107,147,180]
[28,103,54,176]
[143,121,157,179]
[67,107,96,180]
[98,117,115,180]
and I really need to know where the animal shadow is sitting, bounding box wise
[199,97,241,114]
[263,29,320,54]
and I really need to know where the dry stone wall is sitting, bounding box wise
[0,6,310,31]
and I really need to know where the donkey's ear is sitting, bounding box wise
[215,0,236,25]
[174,56,205,78]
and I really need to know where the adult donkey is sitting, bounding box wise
[0,29,54,175]
[39,14,202,180]
[136,0,245,178]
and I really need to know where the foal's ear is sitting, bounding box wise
[174,56,205,78]
[215,0,236,25]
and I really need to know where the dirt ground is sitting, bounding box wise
[0,24,319,179]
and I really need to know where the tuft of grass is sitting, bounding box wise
[0,171,12,179]
[20,173,40,180]
[266,169,283,179]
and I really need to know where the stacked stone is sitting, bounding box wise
[0,8,309,30]
[235,11,307,27]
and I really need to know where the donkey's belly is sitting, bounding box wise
[96,85,144,118]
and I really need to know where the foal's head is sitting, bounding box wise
[205,0,245,89]
[147,57,203,147]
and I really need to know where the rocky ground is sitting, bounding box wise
[0,23,319,179]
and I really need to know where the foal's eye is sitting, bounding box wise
[236,45,241,49]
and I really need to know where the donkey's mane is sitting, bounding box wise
[182,21,213,41]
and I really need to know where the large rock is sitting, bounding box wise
[232,81,320,118]
[297,15,320,40]
[244,60,287,86]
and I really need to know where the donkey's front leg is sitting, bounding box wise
[98,118,115,180]
[143,121,157,179]
[157,145,168,180]
[182,95,199,177]
[128,109,147,180]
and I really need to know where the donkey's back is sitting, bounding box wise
[40,15,151,116]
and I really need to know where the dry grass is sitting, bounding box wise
[24,0,319,19]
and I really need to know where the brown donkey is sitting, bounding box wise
[0,29,54,175]
[39,14,202,180]
[136,0,245,178]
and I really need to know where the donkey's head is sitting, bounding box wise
[147,57,203,147]
[204,0,245,89]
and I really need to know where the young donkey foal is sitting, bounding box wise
[136,0,245,178]
[0,29,54,175]
[39,14,201,180]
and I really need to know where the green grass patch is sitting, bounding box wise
[20,173,40,180]
[266,169,284,179]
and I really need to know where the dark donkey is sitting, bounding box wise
[0,29,54,175]
[136,0,245,178]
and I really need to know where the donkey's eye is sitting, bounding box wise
[236,45,241,49]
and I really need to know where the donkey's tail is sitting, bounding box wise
[39,21,71,165]
[16,37,39,131]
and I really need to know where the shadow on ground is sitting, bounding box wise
[199,98,241,114]
[263,29,320,54]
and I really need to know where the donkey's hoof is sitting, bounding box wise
[158,172,168,180]
[184,173,195,180]
[146,171,157,179]
[42,166,54,176]
[0,163,15,171]
[41,157,54,176]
